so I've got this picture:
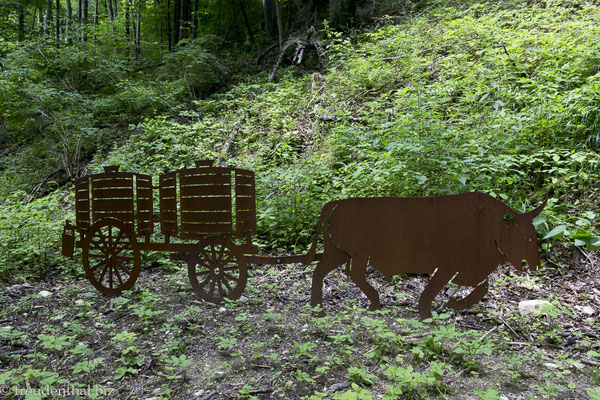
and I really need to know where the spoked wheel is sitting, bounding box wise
[82,218,140,296]
[187,237,247,303]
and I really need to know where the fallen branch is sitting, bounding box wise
[478,325,499,341]
[318,116,363,123]
[581,359,600,367]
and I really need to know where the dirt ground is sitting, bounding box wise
[1,249,599,399]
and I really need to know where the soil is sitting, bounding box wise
[0,249,599,399]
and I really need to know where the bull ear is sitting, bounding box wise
[521,198,548,220]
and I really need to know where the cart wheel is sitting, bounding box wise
[82,218,140,297]
[187,237,247,304]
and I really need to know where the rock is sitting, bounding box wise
[544,362,559,369]
[238,296,248,304]
[218,307,226,313]
[75,299,85,306]
[38,290,52,298]
[518,300,554,317]
[579,306,595,316]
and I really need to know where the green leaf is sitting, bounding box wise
[542,225,566,240]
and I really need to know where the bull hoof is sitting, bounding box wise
[368,302,381,311]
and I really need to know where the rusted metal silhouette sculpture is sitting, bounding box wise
[305,193,546,319]
[63,163,544,318]
[62,161,307,301]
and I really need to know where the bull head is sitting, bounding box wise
[502,199,547,272]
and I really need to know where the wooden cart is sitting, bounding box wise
[62,160,307,302]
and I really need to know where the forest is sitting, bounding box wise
[0,0,599,398]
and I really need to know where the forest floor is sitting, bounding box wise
[1,249,599,399]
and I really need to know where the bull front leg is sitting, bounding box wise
[349,256,381,311]
[310,248,350,313]
[418,270,453,320]
[446,279,489,311]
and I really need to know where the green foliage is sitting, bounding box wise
[0,190,76,281]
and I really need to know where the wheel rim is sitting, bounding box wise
[187,237,247,303]
[83,218,140,296]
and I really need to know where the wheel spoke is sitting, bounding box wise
[108,263,114,289]
[113,264,124,286]
[199,274,212,287]
[91,259,106,273]
[115,261,131,277]
[209,277,216,295]
[222,276,233,293]
[222,272,238,282]
[98,262,109,283]
[217,276,224,297]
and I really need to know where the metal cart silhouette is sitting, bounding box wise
[62,160,307,302]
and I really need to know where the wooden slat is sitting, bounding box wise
[160,198,177,211]
[180,172,230,185]
[181,211,232,223]
[92,172,134,180]
[181,197,231,211]
[92,188,134,199]
[180,185,231,197]
[181,222,232,234]
[161,211,177,221]
[92,198,134,212]
[235,185,254,196]
[236,196,254,210]
[92,178,133,189]
[92,212,134,223]
[235,172,254,185]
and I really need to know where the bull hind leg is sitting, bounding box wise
[349,256,381,311]
[310,248,350,313]
[446,279,489,311]
[418,270,453,320]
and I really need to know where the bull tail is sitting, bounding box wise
[302,200,338,265]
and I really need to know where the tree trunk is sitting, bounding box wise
[125,0,130,39]
[274,0,283,48]
[192,0,198,38]
[135,5,141,56]
[77,0,82,39]
[55,0,60,46]
[178,0,186,42]
[94,0,98,26]
[239,1,255,47]
[82,0,88,40]
[167,0,172,50]
[216,0,221,36]
[17,5,25,42]
[106,0,114,21]
[262,0,275,37]
[171,0,180,46]
[45,1,52,36]
[66,0,72,42]
[113,0,117,16]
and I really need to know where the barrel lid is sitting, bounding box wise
[103,166,120,173]
[194,160,214,168]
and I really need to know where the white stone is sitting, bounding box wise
[544,363,559,369]
[518,300,554,317]
[218,307,226,313]
[75,299,84,306]
[579,306,595,316]
[38,290,52,297]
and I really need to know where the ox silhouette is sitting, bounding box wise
[304,192,545,319]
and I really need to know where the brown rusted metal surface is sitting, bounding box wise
[67,160,260,301]
[307,193,546,320]
[65,162,545,317]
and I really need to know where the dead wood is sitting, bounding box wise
[267,27,324,83]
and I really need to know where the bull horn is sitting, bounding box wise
[521,198,548,219]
